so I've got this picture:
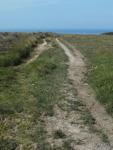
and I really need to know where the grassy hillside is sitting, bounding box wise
[0,33,44,67]
[0,36,68,149]
[63,34,113,115]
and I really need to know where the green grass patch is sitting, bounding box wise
[0,67,23,115]
[0,43,68,148]
[0,33,43,67]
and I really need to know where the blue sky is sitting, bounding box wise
[0,0,113,31]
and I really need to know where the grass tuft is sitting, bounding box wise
[54,130,66,139]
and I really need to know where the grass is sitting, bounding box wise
[0,40,68,149]
[81,106,110,144]
[0,68,21,115]
[0,33,43,67]
[63,34,113,116]
[54,130,66,139]
[63,140,75,150]
[101,132,110,144]
[0,138,18,150]
[82,110,96,126]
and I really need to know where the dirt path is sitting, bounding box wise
[25,39,48,65]
[55,38,113,149]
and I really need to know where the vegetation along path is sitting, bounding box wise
[56,38,113,149]
[25,39,47,66]
[1,35,113,149]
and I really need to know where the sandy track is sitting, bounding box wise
[25,39,47,65]
[56,38,113,149]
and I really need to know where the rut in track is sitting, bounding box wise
[54,38,113,149]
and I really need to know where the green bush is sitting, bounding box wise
[0,46,33,67]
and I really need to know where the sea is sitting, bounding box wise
[51,29,113,35]
[0,29,113,35]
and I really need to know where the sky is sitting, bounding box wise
[0,0,113,31]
